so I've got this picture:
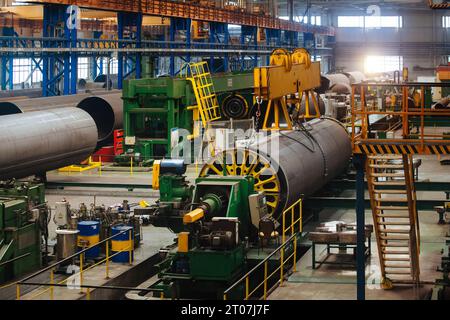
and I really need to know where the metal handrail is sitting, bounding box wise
[223,233,297,300]
[18,228,131,284]
[351,82,450,154]
[281,198,303,243]
[25,244,133,300]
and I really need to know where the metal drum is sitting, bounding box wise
[77,221,100,259]
[55,229,79,262]
[111,225,134,263]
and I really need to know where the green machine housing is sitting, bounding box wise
[135,161,293,299]
[0,181,49,284]
[119,72,254,165]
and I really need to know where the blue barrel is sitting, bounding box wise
[111,225,134,263]
[77,221,100,259]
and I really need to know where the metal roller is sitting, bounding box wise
[200,118,352,217]
[0,107,98,180]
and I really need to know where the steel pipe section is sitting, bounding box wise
[76,92,123,148]
[0,107,98,180]
[0,91,123,148]
[201,118,352,218]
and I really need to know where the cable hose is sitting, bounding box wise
[279,120,329,177]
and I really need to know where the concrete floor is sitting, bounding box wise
[9,155,449,300]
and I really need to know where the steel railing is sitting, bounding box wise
[16,228,134,300]
[223,198,303,300]
[351,82,450,154]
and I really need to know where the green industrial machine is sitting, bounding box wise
[135,160,296,299]
[0,180,49,284]
[118,72,254,165]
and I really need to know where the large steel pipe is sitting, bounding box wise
[0,107,98,180]
[0,90,122,148]
[76,92,123,147]
[201,118,352,218]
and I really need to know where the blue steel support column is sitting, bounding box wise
[63,12,70,95]
[169,18,175,76]
[92,31,102,80]
[135,12,143,79]
[117,13,124,89]
[209,22,215,70]
[354,154,366,300]
[224,24,229,72]
[186,18,191,64]
[240,26,245,71]
[42,4,72,96]
[1,27,14,90]
[209,22,229,72]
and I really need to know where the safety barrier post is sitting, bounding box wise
[50,269,54,300]
[16,284,20,300]
[293,235,298,272]
[86,287,90,300]
[282,212,286,243]
[79,253,84,293]
[160,292,164,299]
[291,206,294,236]
[280,247,284,286]
[129,230,133,265]
[130,157,133,176]
[245,276,249,300]
[105,240,110,279]
[263,261,268,300]
[223,293,227,300]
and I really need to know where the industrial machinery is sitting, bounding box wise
[118,71,254,165]
[0,180,50,284]
[135,159,283,299]
[201,118,353,217]
[118,48,326,165]
[133,116,352,299]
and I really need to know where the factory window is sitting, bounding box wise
[12,58,31,85]
[338,16,364,28]
[365,16,402,28]
[279,16,321,25]
[101,58,119,75]
[364,55,403,74]
[78,57,90,80]
[338,16,402,28]
[443,16,450,28]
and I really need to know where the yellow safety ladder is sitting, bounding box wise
[366,154,420,289]
[182,61,221,127]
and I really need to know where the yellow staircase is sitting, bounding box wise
[182,61,221,128]
[366,154,420,289]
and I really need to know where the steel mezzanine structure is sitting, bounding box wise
[1,0,334,95]
[351,81,450,300]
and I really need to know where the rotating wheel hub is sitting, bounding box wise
[200,149,281,216]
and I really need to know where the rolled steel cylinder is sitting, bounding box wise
[323,74,351,88]
[344,71,366,84]
[201,118,352,218]
[0,107,98,180]
[0,91,122,148]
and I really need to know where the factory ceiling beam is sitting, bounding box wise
[18,0,335,35]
